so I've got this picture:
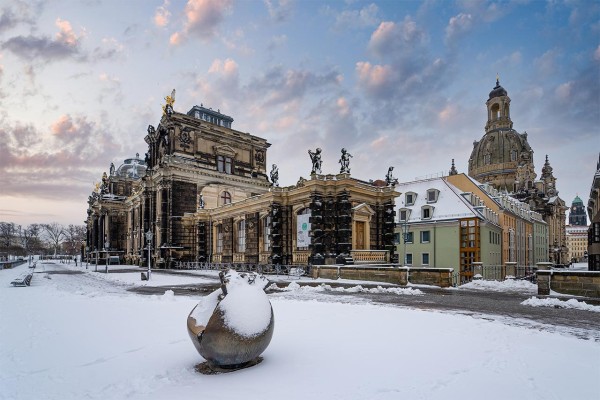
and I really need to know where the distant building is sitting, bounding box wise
[569,196,587,226]
[587,154,600,271]
[566,225,588,263]
[467,78,566,263]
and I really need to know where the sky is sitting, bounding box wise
[0,0,598,227]
[1,260,599,399]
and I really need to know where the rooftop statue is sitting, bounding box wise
[308,148,322,174]
[385,166,398,186]
[270,164,279,187]
[339,148,352,174]
[187,269,274,371]
[162,89,176,116]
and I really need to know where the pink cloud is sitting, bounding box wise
[55,18,80,47]
[356,61,395,95]
[170,0,232,46]
[154,0,171,27]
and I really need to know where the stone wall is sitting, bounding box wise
[537,270,600,297]
[311,265,453,288]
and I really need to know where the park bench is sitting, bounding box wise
[11,273,33,287]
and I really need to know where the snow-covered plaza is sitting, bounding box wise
[1,260,599,400]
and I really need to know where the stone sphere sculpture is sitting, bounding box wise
[187,269,274,370]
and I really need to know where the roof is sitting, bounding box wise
[397,177,484,224]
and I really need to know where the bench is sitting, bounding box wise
[11,273,33,287]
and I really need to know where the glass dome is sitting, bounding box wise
[116,154,147,179]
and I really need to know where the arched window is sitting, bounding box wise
[491,104,500,120]
[220,191,231,205]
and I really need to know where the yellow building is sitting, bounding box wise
[566,225,588,263]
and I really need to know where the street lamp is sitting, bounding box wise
[145,229,153,280]
[104,239,109,273]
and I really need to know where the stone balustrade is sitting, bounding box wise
[311,265,453,288]
[350,250,389,264]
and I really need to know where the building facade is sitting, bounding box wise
[587,154,600,271]
[86,95,397,267]
[395,176,502,283]
[447,173,548,267]
[566,225,588,263]
[467,78,566,263]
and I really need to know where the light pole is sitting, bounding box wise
[104,239,109,273]
[145,229,153,280]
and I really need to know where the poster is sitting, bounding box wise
[297,213,311,248]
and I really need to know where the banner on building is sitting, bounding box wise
[297,213,311,248]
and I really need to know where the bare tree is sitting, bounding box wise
[20,224,43,255]
[42,223,66,255]
[0,222,22,258]
[63,224,86,255]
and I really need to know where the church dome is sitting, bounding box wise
[468,129,533,191]
[488,79,508,100]
[116,154,147,179]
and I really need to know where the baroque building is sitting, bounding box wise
[468,78,566,263]
[85,93,397,268]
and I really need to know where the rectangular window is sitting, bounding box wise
[422,208,431,219]
[422,253,430,265]
[405,193,415,206]
[420,231,430,243]
[400,210,408,221]
[405,232,414,244]
[394,233,400,244]
[405,253,413,265]
[263,216,271,251]
[216,225,223,253]
[217,156,233,174]
[237,220,246,252]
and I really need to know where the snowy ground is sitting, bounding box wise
[1,261,599,400]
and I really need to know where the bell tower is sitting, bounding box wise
[485,76,513,134]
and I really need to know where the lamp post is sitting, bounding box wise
[145,229,153,280]
[104,239,109,273]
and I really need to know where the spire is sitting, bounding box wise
[449,159,458,176]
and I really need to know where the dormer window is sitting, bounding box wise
[405,192,417,206]
[421,205,434,220]
[426,189,440,203]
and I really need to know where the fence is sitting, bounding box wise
[475,265,537,283]
[174,261,310,278]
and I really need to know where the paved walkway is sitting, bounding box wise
[126,270,600,341]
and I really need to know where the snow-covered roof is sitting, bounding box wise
[397,177,497,225]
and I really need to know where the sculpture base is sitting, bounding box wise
[194,357,263,375]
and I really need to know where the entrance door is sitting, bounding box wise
[356,221,365,249]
